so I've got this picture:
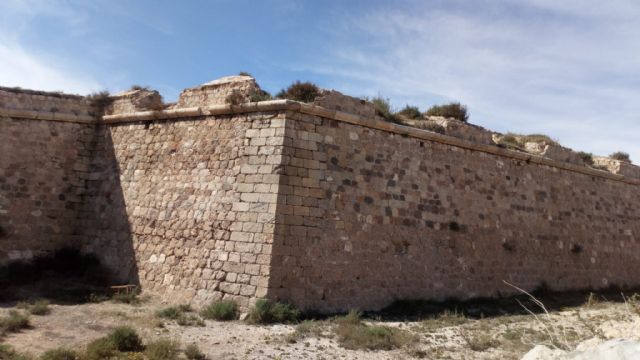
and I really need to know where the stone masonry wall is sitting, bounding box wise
[0,117,96,264]
[268,111,640,312]
[89,112,287,307]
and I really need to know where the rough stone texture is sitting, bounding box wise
[0,87,92,116]
[84,112,288,307]
[268,111,640,312]
[594,156,640,179]
[2,83,640,313]
[0,117,96,264]
[524,141,585,165]
[312,90,375,118]
[407,117,496,145]
[106,88,164,115]
[176,76,260,108]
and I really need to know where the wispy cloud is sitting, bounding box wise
[302,0,640,160]
[0,0,102,93]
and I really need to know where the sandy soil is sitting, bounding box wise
[2,294,640,360]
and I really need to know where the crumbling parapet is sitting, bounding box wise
[176,75,261,108]
[405,116,497,145]
[594,156,640,179]
[105,88,164,115]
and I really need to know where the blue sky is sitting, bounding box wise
[1,0,639,161]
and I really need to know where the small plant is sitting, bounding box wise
[238,71,252,77]
[577,151,594,166]
[335,310,415,350]
[520,134,558,145]
[156,305,191,320]
[39,348,78,360]
[225,90,245,105]
[200,300,238,321]
[248,89,272,102]
[396,105,422,119]
[17,299,50,315]
[247,299,299,324]
[0,344,31,360]
[425,102,469,122]
[111,291,141,305]
[184,344,206,360]
[276,81,320,103]
[416,122,446,134]
[107,326,144,352]
[87,91,113,116]
[370,96,397,123]
[610,151,631,163]
[129,85,149,91]
[84,337,117,360]
[462,332,499,352]
[144,339,179,360]
[0,310,30,335]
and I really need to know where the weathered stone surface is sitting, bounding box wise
[406,116,496,144]
[176,76,260,108]
[106,88,164,115]
[594,156,640,179]
[1,83,639,313]
[312,90,375,118]
[0,87,92,116]
[524,141,584,165]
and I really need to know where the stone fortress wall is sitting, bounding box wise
[1,77,639,312]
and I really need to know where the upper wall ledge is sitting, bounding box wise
[1,78,638,185]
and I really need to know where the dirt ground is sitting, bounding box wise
[2,291,640,360]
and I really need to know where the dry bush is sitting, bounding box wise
[396,105,422,119]
[87,91,113,116]
[200,300,238,321]
[335,310,416,350]
[425,102,469,122]
[225,90,245,105]
[276,81,320,103]
[610,151,631,163]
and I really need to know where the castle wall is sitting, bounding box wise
[269,111,640,312]
[0,117,96,264]
[93,112,287,307]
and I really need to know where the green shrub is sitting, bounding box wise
[0,344,32,360]
[248,89,272,102]
[520,134,558,145]
[238,71,252,77]
[84,337,117,360]
[610,151,631,163]
[107,326,144,352]
[200,300,238,321]
[578,151,594,166]
[396,105,422,119]
[39,348,77,360]
[334,310,414,350]
[0,310,30,334]
[247,299,299,324]
[425,102,469,122]
[156,305,188,320]
[276,81,320,103]
[371,96,398,123]
[184,344,206,360]
[144,339,179,360]
[17,300,50,316]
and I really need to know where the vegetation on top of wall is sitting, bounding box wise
[248,89,273,102]
[395,105,422,120]
[577,151,594,166]
[87,91,113,116]
[610,151,631,163]
[496,133,559,150]
[238,71,252,77]
[129,85,150,91]
[370,96,399,123]
[415,122,446,134]
[276,81,320,103]
[425,102,469,122]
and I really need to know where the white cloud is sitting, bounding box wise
[0,0,102,94]
[303,1,640,161]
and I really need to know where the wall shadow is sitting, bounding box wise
[80,124,139,288]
